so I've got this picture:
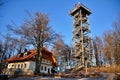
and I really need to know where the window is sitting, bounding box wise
[24,52,27,56]
[12,64,14,68]
[20,53,23,57]
[24,63,26,68]
[44,66,46,71]
[48,68,50,73]
[14,65,16,68]
[21,64,23,69]
[41,66,43,70]
[9,64,11,68]
[18,64,20,68]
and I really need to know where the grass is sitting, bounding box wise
[85,65,120,73]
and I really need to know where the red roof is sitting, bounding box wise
[6,47,58,66]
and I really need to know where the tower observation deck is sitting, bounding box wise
[70,3,93,67]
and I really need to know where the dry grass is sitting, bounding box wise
[85,65,120,73]
[100,66,120,73]
[63,65,120,79]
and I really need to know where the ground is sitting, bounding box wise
[8,73,115,80]
[9,77,103,80]
[7,67,120,80]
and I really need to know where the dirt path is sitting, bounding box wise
[101,72,115,80]
[8,76,105,80]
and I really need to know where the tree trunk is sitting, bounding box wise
[35,47,42,75]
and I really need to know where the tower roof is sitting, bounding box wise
[70,3,92,16]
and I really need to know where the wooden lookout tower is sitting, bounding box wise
[70,3,93,67]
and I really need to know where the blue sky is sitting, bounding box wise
[0,0,120,44]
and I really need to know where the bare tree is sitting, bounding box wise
[100,15,120,67]
[103,31,114,66]
[52,38,66,57]
[65,44,71,64]
[51,38,71,71]
[10,38,28,54]
[112,17,120,65]
[0,34,15,73]
[93,36,103,67]
[8,12,58,75]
